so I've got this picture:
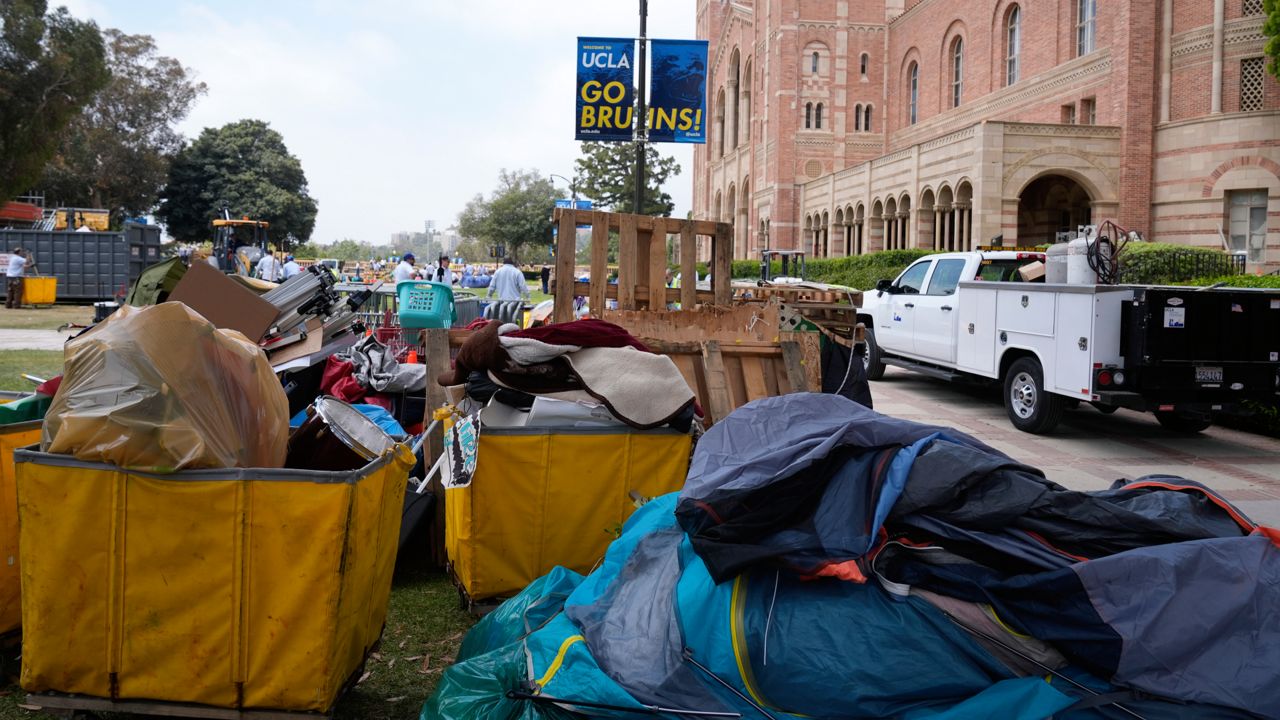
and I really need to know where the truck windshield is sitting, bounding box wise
[976,259,1037,282]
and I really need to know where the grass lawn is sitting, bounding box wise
[0,570,475,720]
[0,306,92,331]
[0,351,62,392]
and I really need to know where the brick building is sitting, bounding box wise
[693,0,1280,270]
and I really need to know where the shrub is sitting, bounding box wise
[1118,242,1243,285]
[731,249,937,291]
[1172,274,1280,289]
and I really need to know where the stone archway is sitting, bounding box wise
[1017,174,1092,247]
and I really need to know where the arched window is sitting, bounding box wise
[864,104,872,131]
[951,38,964,108]
[804,102,813,129]
[908,63,918,124]
[815,103,823,129]
[1077,0,1096,56]
[1006,5,1021,85]
[811,51,819,74]
[855,103,863,131]
[860,53,869,77]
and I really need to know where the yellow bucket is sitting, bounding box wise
[446,427,691,601]
[22,276,56,306]
[16,445,414,712]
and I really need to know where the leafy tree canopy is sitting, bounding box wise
[0,0,109,200]
[456,169,556,262]
[574,142,680,216]
[39,29,206,224]
[156,119,318,248]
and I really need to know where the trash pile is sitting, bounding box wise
[439,318,696,431]
[423,393,1280,720]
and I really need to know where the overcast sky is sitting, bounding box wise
[59,0,697,246]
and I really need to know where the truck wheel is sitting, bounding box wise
[1154,411,1212,434]
[1003,357,1065,434]
[862,325,886,381]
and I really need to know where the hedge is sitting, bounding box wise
[731,249,937,290]
[1172,273,1280,289]
[1117,242,1243,285]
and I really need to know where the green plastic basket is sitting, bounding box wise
[396,281,456,329]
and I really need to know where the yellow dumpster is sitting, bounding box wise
[22,276,56,306]
[16,444,414,712]
[1,394,47,637]
[446,427,692,601]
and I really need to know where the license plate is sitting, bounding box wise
[1195,366,1223,383]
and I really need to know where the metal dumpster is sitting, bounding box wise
[16,444,415,712]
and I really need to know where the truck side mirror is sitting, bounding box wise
[875,278,894,294]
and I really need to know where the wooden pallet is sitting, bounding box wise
[29,693,331,719]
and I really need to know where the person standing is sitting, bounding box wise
[256,251,283,282]
[488,257,530,302]
[393,253,417,283]
[540,265,551,295]
[282,255,302,279]
[5,249,27,309]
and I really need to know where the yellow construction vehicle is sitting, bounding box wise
[211,210,270,275]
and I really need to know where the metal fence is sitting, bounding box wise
[1121,250,1247,284]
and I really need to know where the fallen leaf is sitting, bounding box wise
[370,652,383,661]
[387,657,396,669]
[386,696,407,703]
[404,655,423,662]
[17,704,42,711]
[418,654,432,674]
[357,671,372,685]
[398,640,407,649]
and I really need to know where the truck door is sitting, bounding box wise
[913,258,967,363]
[878,259,932,354]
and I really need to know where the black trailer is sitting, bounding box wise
[0,223,163,302]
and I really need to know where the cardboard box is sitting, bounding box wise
[1018,261,1046,282]
[167,261,279,342]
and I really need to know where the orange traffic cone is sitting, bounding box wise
[406,349,419,364]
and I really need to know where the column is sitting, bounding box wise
[887,216,896,249]
[1211,0,1225,113]
[899,212,909,249]
[726,80,739,151]
[942,208,953,251]
[1160,0,1172,122]
[959,206,970,251]
[933,208,943,249]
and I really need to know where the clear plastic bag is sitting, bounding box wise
[42,303,289,471]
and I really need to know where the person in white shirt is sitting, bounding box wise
[393,253,417,283]
[255,252,283,282]
[6,248,27,309]
[282,255,302,279]
[488,257,530,302]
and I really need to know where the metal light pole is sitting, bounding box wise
[549,173,578,205]
[633,0,649,215]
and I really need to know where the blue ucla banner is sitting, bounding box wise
[576,37,635,142]
[648,39,708,144]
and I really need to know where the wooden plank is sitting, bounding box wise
[741,355,770,402]
[647,229,668,311]
[780,340,809,392]
[618,213,639,310]
[635,227,652,309]
[679,221,697,309]
[671,354,701,399]
[783,331,823,392]
[713,221,732,306]
[576,280,715,305]
[700,341,733,425]
[761,357,781,397]
[423,327,451,569]
[552,208,720,237]
[554,210,577,324]
[589,211,608,317]
[723,354,748,409]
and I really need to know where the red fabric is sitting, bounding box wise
[329,374,367,404]
[320,356,355,394]
[361,392,394,412]
[508,318,649,352]
[465,317,492,331]
[35,375,62,397]
[1255,527,1280,549]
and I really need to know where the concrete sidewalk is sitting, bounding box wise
[0,329,68,351]
[871,367,1280,526]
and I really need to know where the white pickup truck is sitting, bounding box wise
[859,250,1280,434]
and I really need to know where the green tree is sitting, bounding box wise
[156,119,318,248]
[0,0,109,200]
[455,169,555,261]
[1265,0,1280,79]
[574,142,681,216]
[39,30,206,224]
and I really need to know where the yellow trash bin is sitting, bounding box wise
[0,404,43,637]
[16,444,415,712]
[446,427,692,602]
[21,276,56,306]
